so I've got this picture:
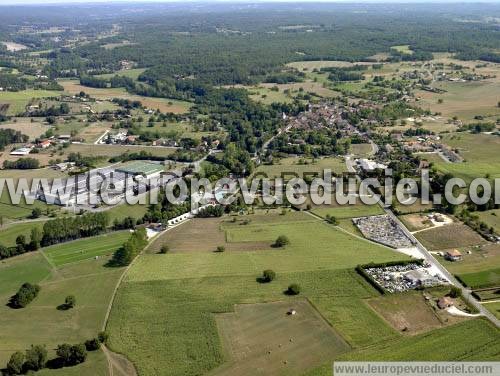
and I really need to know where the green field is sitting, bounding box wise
[107,212,407,375]
[253,157,346,179]
[0,89,60,115]
[391,45,413,54]
[0,221,45,247]
[476,209,500,233]
[42,231,130,266]
[458,268,500,289]
[95,68,146,80]
[339,319,499,361]
[131,218,405,281]
[0,248,124,373]
[424,133,500,182]
[484,302,500,320]
[311,203,384,220]
[104,202,150,223]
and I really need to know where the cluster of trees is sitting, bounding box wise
[79,75,108,88]
[0,128,28,151]
[388,48,433,62]
[3,158,40,169]
[0,227,42,261]
[5,332,107,375]
[321,66,366,82]
[458,122,496,133]
[142,186,191,223]
[113,216,139,230]
[269,128,351,157]
[347,101,425,125]
[28,103,70,117]
[41,212,109,246]
[9,282,40,309]
[0,73,28,91]
[273,235,290,248]
[109,150,202,164]
[110,227,148,266]
[196,205,224,218]
[67,152,101,168]
[403,128,433,137]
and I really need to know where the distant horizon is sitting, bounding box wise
[1,0,499,5]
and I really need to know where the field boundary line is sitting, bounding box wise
[101,220,192,375]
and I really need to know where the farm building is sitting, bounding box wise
[445,249,462,262]
[356,158,387,172]
[10,147,32,156]
[38,140,51,148]
[116,161,164,179]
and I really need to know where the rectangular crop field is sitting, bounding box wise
[414,223,485,251]
[43,231,130,266]
[212,300,350,376]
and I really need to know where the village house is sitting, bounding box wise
[445,249,463,262]
[38,140,51,149]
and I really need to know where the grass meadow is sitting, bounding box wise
[106,211,497,376]
[424,133,500,182]
[0,231,127,374]
[0,221,46,247]
[59,80,192,114]
[0,89,60,115]
[42,230,130,266]
[253,156,346,179]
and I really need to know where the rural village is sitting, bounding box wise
[0,3,499,376]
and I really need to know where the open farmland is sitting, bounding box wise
[66,143,178,158]
[367,289,465,336]
[212,300,350,376]
[0,221,46,247]
[415,78,500,122]
[253,157,346,179]
[484,302,500,320]
[107,269,397,376]
[149,216,278,254]
[414,223,486,251]
[0,90,60,116]
[95,68,146,79]
[399,213,434,232]
[139,214,404,280]
[0,118,49,140]
[107,212,410,375]
[336,319,500,362]
[476,209,500,234]
[438,243,500,276]
[423,133,500,182]
[311,203,384,220]
[59,80,192,113]
[42,230,130,266]
[457,268,500,289]
[0,250,124,373]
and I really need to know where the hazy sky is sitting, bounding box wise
[1,0,498,4]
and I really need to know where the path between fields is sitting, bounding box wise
[100,219,193,376]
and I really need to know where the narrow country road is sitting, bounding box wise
[344,150,500,328]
